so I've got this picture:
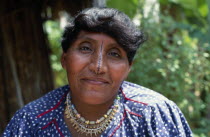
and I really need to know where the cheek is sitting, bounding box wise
[65,54,88,77]
[65,54,87,88]
[109,63,130,83]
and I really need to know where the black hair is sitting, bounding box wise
[61,7,146,63]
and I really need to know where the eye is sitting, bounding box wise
[80,46,91,51]
[109,52,120,57]
[78,42,92,53]
[108,49,121,58]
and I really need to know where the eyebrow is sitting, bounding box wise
[76,36,97,43]
[76,36,119,47]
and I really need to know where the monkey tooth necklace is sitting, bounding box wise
[65,93,120,136]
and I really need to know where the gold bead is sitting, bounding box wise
[114,109,118,112]
[96,119,100,124]
[76,114,81,118]
[85,120,90,124]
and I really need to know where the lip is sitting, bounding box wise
[81,77,109,85]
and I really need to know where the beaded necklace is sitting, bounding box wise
[65,92,120,136]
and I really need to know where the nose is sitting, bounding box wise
[88,46,107,75]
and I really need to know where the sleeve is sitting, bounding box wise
[2,109,34,137]
[142,100,193,137]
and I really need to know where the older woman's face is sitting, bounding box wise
[62,31,131,105]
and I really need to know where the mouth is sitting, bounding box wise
[81,77,109,85]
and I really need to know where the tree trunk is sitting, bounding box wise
[0,4,54,133]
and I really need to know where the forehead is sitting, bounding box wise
[76,31,118,46]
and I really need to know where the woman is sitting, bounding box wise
[3,7,192,137]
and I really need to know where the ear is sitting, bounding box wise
[61,52,67,70]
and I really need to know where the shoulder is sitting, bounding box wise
[3,85,69,136]
[121,81,192,136]
[121,81,176,119]
[23,85,69,116]
[121,81,184,115]
[121,81,180,114]
[121,81,171,106]
[11,85,70,120]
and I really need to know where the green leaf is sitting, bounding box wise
[159,0,169,5]
[198,3,208,17]
[176,0,197,10]
[106,0,138,18]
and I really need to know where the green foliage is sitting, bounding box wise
[106,0,139,18]
[43,21,68,87]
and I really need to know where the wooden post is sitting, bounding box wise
[0,5,54,133]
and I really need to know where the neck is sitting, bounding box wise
[70,93,117,121]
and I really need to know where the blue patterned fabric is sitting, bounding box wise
[3,81,193,137]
